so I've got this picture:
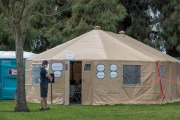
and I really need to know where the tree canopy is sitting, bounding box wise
[151,0,180,57]
[0,0,70,112]
[61,0,127,41]
[1,0,180,57]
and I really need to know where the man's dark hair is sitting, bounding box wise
[42,60,48,65]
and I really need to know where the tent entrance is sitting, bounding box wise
[69,61,82,104]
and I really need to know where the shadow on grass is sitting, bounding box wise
[0,109,48,112]
[0,110,14,112]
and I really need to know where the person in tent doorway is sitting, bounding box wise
[39,60,51,111]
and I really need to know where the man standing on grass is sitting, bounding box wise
[39,60,51,111]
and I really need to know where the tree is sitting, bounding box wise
[0,0,65,112]
[0,1,15,51]
[28,1,71,53]
[0,0,70,53]
[151,0,180,57]
[119,0,156,48]
[0,0,32,112]
[60,0,158,51]
[61,0,127,42]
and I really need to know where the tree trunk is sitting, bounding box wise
[14,23,30,112]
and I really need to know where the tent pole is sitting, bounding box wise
[51,81,52,104]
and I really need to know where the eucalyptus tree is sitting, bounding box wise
[61,0,128,41]
[0,0,69,112]
[119,0,155,47]
[0,0,15,50]
[29,0,72,53]
[151,0,180,57]
[60,0,156,50]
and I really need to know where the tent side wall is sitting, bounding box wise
[92,60,159,105]
[165,62,180,102]
[153,61,180,104]
[25,60,41,103]
[25,60,65,104]
[82,61,93,105]
[26,59,180,105]
[50,60,65,104]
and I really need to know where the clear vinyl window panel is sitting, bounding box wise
[65,64,68,70]
[160,65,165,86]
[123,65,141,85]
[32,64,41,85]
[84,64,91,71]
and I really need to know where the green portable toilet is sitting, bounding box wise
[0,51,36,100]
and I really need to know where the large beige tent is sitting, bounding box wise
[25,26,180,105]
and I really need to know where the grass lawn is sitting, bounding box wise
[0,100,180,120]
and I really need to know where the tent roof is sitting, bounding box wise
[28,29,179,62]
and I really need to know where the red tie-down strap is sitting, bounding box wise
[156,62,165,99]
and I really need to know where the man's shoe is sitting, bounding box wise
[46,107,50,110]
[39,108,44,111]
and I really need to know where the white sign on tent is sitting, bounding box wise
[110,64,118,71]
[54,71,62,78]
[110,72,118,78]
[52,63,63,71]
[66,54,74,61]
[97,64,105,71]
[96,72,105,79]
